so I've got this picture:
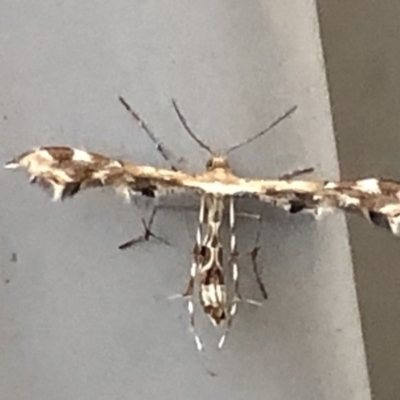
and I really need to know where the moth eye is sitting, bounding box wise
[206,159,213,170]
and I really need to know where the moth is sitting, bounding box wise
[6,96,400,350]
[118,97,272,351]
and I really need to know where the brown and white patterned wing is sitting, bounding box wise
[7,147,400,236]
[4,146,186,201]
[323,179,400,236]
[252,178,400,236]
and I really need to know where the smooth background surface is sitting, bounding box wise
[317,3,400,400]
[0,2,370,400]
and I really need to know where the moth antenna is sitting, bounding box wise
[171,98,214,156]
[118,96,177,171]
[226,105,298,155]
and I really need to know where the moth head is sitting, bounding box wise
[205,156,230,171]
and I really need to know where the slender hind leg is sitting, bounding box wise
[167,194,207,351]
[218,197,239,349]
[182,194,208,351]
[118,207,170,250]
[219,199,270,349]
[237,165,314,298]
[248,218,268,300]
[233,210,268,301]
[229,197,240,302]
[169,244,203,351]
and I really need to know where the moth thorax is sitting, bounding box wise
[205,156,230,171]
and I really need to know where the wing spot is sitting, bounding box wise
[324,181,337,189]
[354,178,381,194]
[72,149,93,163]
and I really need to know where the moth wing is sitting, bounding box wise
[5,146,163,201]
[241,178,400,237]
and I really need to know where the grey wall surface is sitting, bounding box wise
[317,3,400,400]
[0,2,370,400]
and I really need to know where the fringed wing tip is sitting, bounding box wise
[4,160,19,169]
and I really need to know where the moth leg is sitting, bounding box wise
[145,204,199,213]
[217,198,241,349]
[231,209,268,300]
[120,202,202,251]
[118,208,170,250]
[218,301,238,349]
[181,194,206,294]
[118,95,179,171]
[279,167,314,180]
[187,297,203,351]
[182,246,199,297]
[228,197,240,301]
[185,247,204,352]
[248,222,268,300]
[184,194,207,351]
[167,244,203,351]
[217,197,240,351]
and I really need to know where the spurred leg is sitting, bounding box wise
[118,208,170,250]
